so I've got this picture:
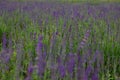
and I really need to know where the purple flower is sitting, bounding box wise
[76,53,82,79]
[36,36,43,55]
[57,56,66,78]
[66,53,75,77]
[25,63,33,80]
[28,64,33,75]
[36,36,46,78]
[37,59,46,78]
[2,33,7,49]
[58,64,66,78]
[83,72,88,80]
[91,70,99,80]
[85,65,93,78]
[50,64,58,80]
[25,77,31,80]
[53,11,59,19]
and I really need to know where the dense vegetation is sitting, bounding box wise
[0,1,120,80]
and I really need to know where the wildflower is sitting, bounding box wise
[25,63,33,80]
[36,36,46,78]
[57,56,66,78]
[2,33,7,49]
[91,70,99,80]
[66,53,75,77]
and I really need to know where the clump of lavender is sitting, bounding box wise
[85,65,93,78]
[35,36,46,78]
[2,33,7,50]
[65,53,76,79]
[76,53,82,80]
[50,63,58,80]
[82,72,88,80]
[91,69,99,80]
[57,56,66,79]
[25,63,33,80]
[76,29,91,79]
[0,33,13,77]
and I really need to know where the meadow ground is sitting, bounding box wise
[0,0,120,80]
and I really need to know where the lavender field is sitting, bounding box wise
[0,0,120,80]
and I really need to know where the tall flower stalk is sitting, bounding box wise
[25,63,33,80]
[57,56,66,79]
[35,36,46,79]
[65,53,76,79]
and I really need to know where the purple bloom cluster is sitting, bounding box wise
[57,56,66,78]
[2,33,7,49]
[25,63,33,80]
[66,53,76,77]
[35,36,46,78]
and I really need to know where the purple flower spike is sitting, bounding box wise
[37,60,46,77]
[36,36,43,55]
[25,63,33,80]
[91,69,99,80]
[57,56,66,78]
[86,65,93,76]
[58,64,66,78]
[83,73,88,80]
[38,35,43,42]
[36,36,46,78]
[66,53,75,77]
[2,33,7,49]
[28,64,33,75]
